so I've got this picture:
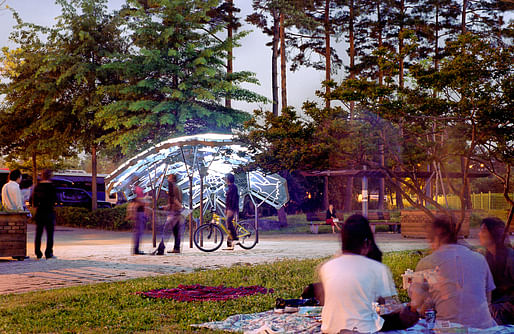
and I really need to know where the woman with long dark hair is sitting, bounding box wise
[319,214,417,333]
[479,217,514,325]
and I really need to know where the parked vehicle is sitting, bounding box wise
[55,187,112,209]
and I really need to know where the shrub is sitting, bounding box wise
[89,204,131,230]
[54,204,132,231]
[55,207,91,228]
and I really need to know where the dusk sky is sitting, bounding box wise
[0,0,349,114]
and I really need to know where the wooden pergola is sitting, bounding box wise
[300,169,490,216]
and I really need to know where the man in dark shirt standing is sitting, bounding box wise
[157,174,184,255]
[33,169,57,259]
[224,173,239,250]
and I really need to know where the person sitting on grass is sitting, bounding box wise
[325,204,341,234]
[319,214,418,333]
[409,215,497,328]
[478,217,514,325]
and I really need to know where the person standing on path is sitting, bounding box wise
[32,169,57,260]
[126,186,148,255]
[224,173,239,250]
[1,169,24,211]
[157,174,184,255]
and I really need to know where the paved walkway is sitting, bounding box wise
[0,224,480,295]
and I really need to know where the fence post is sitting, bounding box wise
[488,191,491,211]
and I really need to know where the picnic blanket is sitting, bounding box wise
[192,310,321,333]
[193,309,514,333]
[136,284,273,302]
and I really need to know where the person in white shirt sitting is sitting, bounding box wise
[319,214,418,333]
[1,169,24,211]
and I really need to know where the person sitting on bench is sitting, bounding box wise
[326,204,341,234]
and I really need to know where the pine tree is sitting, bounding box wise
[99,0,264,154]
[207,0,243,109]
[287,0,345,109]
[411,0,460,70]
[247,0,282,115]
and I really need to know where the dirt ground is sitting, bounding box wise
[0,224,481,295]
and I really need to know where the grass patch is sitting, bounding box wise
[0,251,425,333]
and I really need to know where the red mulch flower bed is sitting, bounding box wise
[136,284,274,302]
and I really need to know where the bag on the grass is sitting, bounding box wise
[301,283,324,305]
[275,297,319,309]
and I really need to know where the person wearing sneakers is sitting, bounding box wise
[157,174,184,255]
[224,173,239,250]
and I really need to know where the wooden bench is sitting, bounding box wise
[306,211,342,234]
[366,211,400,233]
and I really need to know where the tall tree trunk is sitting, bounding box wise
[345,0,357,210]
[280,11,287,112]
[344,177,353,213]
[225,0,233,109]
[396,0,405,210]
[324,0,331,109]
[396,190,404,209]
[272,9,280,116]
[434,2,440,71]
[398,0,405,90]
[377,2,384,86]
[91,145,98,211]
[461,0,467,33]
[31,151,37,207]
[502,165,513,244]
[460,156,472,210]
[376,2,385,209]
[378,142,385,210]
[349,0,355,118]
[278,207,288,227]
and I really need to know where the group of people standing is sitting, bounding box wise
[1,169,56,259]
[318,213,513,333]
[0,168,241,259]
[127,172,241,255]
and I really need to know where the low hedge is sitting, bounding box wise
[53,204,132,230]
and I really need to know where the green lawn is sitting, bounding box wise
[0,250,425,333]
